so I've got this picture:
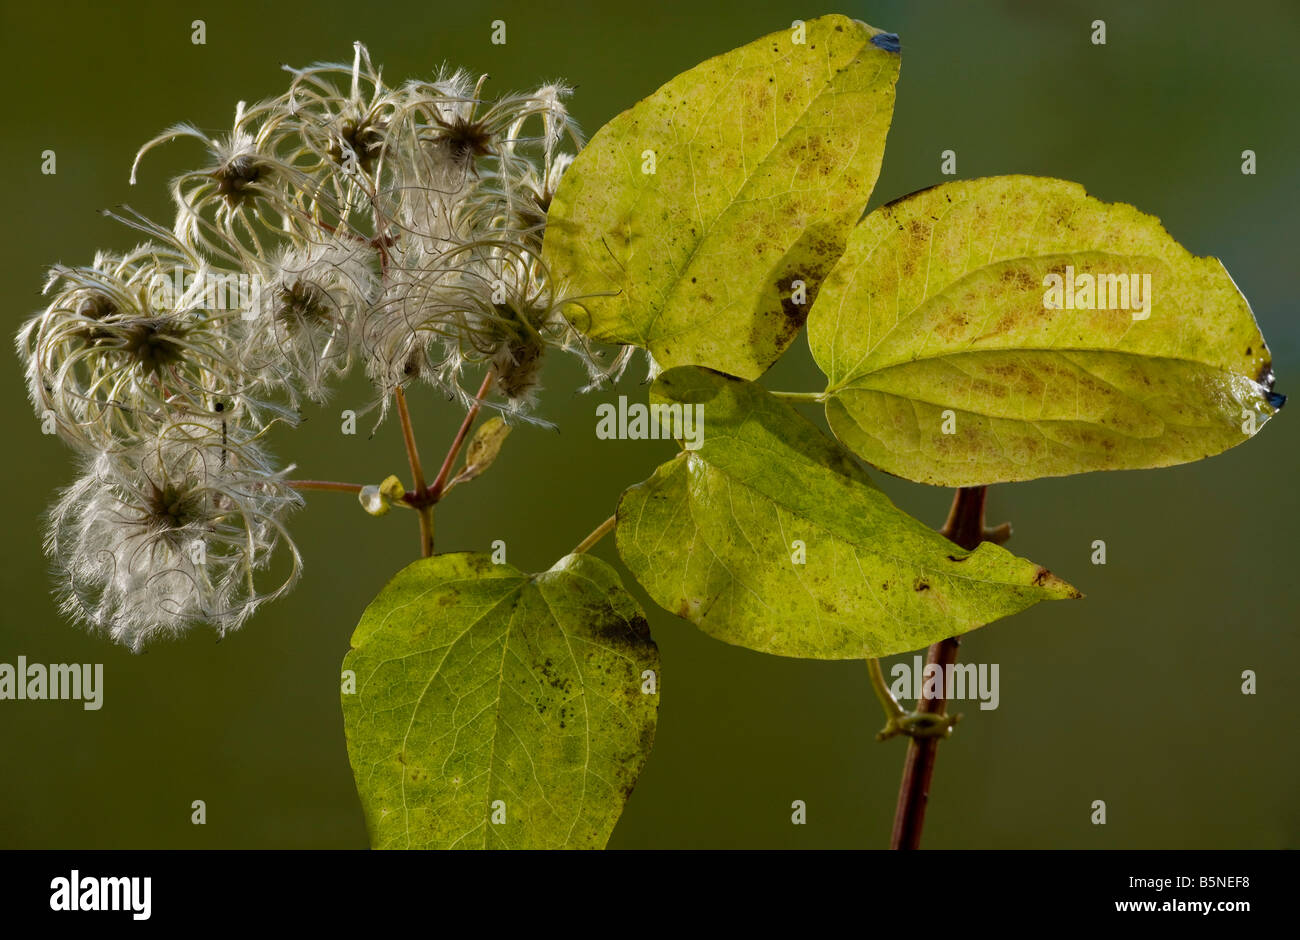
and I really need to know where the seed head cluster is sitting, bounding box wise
[17,44,619,649]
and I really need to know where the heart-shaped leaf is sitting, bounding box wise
[543,13,901,379]
[615,367,1078,660]
[341,552,659,849]
[807,176,1283,486]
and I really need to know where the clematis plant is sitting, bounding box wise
[19,16,1281,849]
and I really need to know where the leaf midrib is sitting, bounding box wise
[676,445,1048,593]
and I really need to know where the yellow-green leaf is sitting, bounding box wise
[808,176,1284,486]
[615,367,1078,660]
[341,552,659,849]
[543,14,901,379]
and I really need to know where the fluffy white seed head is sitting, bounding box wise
[21,42,631,649]
[46,423,302,651]
[239,238,380,403]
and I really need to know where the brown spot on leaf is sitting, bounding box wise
[1000,267,1035,290]
[933,312,970,342]
[772,273,814,346]
[637,722,656,762]
[590,611,654,657]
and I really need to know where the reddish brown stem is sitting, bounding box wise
[426,372,494,502]
[415,508,434,558]
[394,386,426,495]
[392,373,495,558]
[392,386,434,558]
[889,485,989,850]
[288,479,365,494]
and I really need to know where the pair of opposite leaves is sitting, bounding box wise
[544,11,1279,654]
[342,14,1281,848]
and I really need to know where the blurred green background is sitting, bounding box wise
[1,0,1296,849]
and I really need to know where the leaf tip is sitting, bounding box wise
[1033,567,1083,599]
